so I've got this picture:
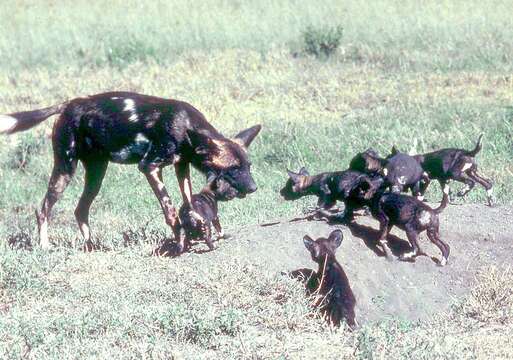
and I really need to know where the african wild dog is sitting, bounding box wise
[349,148,428,199]
[177,176,228,251]
[0,92,261,251]
[280,167,382,223]
[408,134,493,206]
[303,229,356,328]
[358,178,450,265]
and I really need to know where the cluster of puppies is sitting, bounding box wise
[282,135,493,327]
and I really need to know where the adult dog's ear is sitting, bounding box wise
[390,145,399,155]
[233,124,262,148]
[187,129,218,155]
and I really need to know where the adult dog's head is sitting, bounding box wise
[188,125,262,200]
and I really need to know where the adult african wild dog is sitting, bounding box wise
[0,92,261,251]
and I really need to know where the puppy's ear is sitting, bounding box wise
[328,230,343,249]
[233,124,262,148]
[299,167,310,176]
[303,235,318,256]
[390,145,399,155]
[287,169,301,183]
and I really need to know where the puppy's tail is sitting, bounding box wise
[466,134,483,157]
[0,102,68,135]
[433,185,450,214]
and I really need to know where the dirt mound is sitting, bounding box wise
[205,204,513,325]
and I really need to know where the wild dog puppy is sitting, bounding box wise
[409,134,493,206]
[280,167,381,222]
[349,148,427,199]
[303,229,356,328]
[177,176,228,251]
[359,179,450,265]
[0,92,261,251]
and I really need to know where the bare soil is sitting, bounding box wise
[194,203,513,325]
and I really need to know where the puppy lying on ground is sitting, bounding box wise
[303,229,356,328]
[349,148,428,199]
[408,134,494,206]
[280,167,382,222]
[177,177,227,251]
[358,178,450,265]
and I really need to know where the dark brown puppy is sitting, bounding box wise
[409,134,493,206]
[0,92,261,251]
[359,180,450,265]
[280,167,382,222]
[303,229,356,328]
[349,148,428,198]
[177,177,227,251]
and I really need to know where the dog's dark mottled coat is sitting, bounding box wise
[0,92,261,251]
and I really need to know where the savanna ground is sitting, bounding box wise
[1,0,513,358]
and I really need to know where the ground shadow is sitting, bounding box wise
[345,221,412,258]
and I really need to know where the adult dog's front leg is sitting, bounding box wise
[142,167,180,242]
[175,162,193,204]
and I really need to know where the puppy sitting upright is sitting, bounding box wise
[178,176,228,251]
[410,134,494,206]
[303,229,356,328]
[280,167,381,222]
[349,148,427,199]
[359,179,450,265]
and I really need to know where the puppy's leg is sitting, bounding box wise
[376,213,393,260]
[213,217,224,238]
[203,223,214,250]
[74,160,108,251]
[400,227,421,261]
[427,227,450,266]
[468,169,494,206]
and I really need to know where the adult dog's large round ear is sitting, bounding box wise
[233,124,262,148]
[328,229,343,249]
[187,129,216,155]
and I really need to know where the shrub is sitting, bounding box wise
[303,25,343,58]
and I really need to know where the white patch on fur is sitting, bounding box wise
[398,176,407,185]
[423,172,429,177]
[134,133,148,143]
[443,184,450,195]
[418,210,431,225]
[111,97,120,100]
[416,195,424,201]
[402,250,416,259]
[461,162,473,172]
[39,220,50,249]
[487,188,493,196]
[440,257,447,266]
[383,168,388,176]
[461,184,471,193]
[123,99,138,122]
[79,223,91,241]
[0,114,18,134]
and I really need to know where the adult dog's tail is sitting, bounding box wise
[466,134,483,157]
[0,102,67,135]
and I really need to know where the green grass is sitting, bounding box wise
[1,0,513,358]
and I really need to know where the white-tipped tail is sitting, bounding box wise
[0,114,18,134]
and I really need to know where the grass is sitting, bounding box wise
[1,0,513,358]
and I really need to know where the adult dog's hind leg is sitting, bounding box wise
[74,160,108,251]
[37,158,77,249]
[469,169,494,206]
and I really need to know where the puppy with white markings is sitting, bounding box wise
[358,178,450,265]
